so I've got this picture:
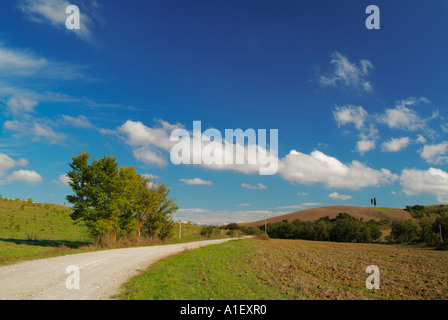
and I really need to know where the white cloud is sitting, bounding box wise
[400,168,448,203]
[241,183,267,190]
[52,174,71,187]
[356,139,376,155]
[297,192,309,196]
[6,170,42,184]
[333,105,368,130]
[377,98,432,132]
[180,178,214,186]
[381,137,411,152]
[416,135,427,144]
[61,115,94,128]
[420,142,448,164]
[329,192,353,201]
[278,150,398,190]
[18,0,97,42]
[317,52,373,92]
[6,96,38,115]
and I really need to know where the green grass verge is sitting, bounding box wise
[117,239,295,300]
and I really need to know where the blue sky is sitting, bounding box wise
[0,0,447,224]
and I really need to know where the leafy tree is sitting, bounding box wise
[66,152,178,243]
[66,152,123,240]
[143,183,178,240]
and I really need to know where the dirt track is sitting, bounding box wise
[0,238,239,300]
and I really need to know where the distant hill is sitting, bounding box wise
[241,206,412,227]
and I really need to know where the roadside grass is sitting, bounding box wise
[117,238,448,300]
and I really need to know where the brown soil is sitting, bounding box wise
[242,206,412,227]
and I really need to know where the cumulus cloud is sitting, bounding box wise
[420,142,448,164]
[241,183,267,190]
[118,119,278,175]
[356,139,376,155]
[333,105,368,130]
[317,52,373,92]
[6,170,42,184]
[328,192,353,201]
[278,150,398,190]
[180,178,214,186]
[381,137,411,152]
[400,168,448,203]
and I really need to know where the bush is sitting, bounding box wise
[389,220,421,244]
[200,225,215,237]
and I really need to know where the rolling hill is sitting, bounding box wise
[241,206,412,227]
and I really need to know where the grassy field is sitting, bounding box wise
[117,238,448,300]
[0,198,92,265]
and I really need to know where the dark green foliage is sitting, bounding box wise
[390,220,421,244]
[262,213,382,243]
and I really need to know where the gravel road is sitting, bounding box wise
[0,238,239,300]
